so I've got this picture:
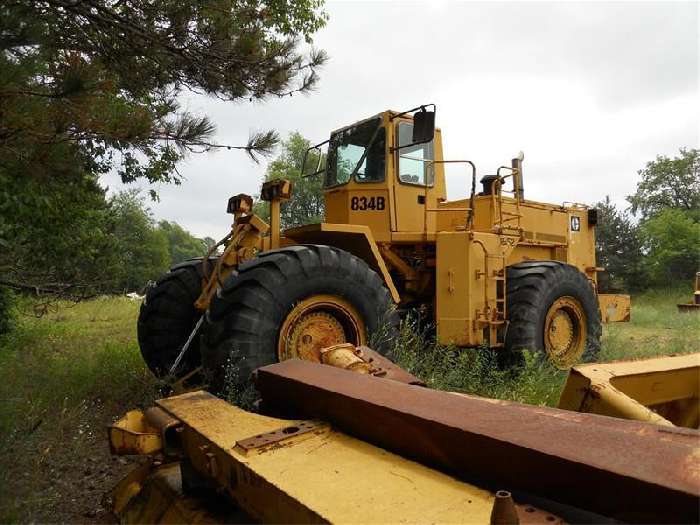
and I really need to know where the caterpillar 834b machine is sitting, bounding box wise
[137,104,630,390]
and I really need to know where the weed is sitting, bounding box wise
[390,315,566,406]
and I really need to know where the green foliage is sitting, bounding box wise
[1,0,328,297]
[594,148,699,292]
[594,196,645,291]
[640,208,700,285]
[0,169,119,296]
[157,220,208,265]
[0,0,328,186]
[627,148,700,221]
[107,191,171,292]
[254,131,325,228]
[390,316,568,406]
[0,287,13,336]
[0,178,206,296]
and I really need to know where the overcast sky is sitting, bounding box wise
[103,0,699,240]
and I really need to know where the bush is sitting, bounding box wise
[0,286,13,336]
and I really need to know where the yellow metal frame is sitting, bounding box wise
[598,293,631,322]
[110,391,566,524]
[558,353,700,428]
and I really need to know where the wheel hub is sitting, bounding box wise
[277,295,365,363]
[548,311,574,354]
[287,312,346,362]
[544,296,586,369]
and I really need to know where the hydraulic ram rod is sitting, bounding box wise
[254,360,700,524]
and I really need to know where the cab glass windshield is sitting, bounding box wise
[325,118,385,187]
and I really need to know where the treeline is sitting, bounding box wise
[594,148,699,292]
[0,172,213,300]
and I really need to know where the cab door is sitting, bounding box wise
[393,120,434,233]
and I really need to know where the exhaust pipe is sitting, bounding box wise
[512,151,524,201]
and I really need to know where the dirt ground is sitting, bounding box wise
[0,400,150,523]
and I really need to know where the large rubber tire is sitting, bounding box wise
[137,259,213,378]
[201,245,398,394]
[505,261,601,368]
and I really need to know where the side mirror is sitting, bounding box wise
[412,109,435,144]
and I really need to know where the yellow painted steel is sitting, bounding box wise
[112,461,223,524]
[153,391,497,524]
[598,293,631,322]
[277,295,366,362]
[558,353,700,428]
[544,296,587,369]
[108,410,164,456]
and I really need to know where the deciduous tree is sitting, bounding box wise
[640,208,700,285]
[255,131,324,229]
[627,148,700,221]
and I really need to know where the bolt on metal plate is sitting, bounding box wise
[234,420,328,454]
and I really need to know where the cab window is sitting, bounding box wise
[325,118,385,187]
[397,121,434,186]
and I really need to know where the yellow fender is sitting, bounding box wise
[284,223,400,303]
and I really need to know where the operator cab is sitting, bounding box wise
[303,105,446,241]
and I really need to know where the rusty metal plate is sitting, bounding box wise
[254,360,700,524]
[677,303,700,313]
[235,420,328,453]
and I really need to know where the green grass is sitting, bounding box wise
[0,296,158,523]
[0,287,697,521]
[0,297,157,439]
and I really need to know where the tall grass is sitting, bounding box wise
[600,287,700,361]
[389,316,566,406]
[389,287,699,407]
[0,297,158,447]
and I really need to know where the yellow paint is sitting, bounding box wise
[598,294,631,322]
[277,295,366,362]
[194,107,630,364]
[558,353,700,429]
[154,392,496,524]
[108,410,163,455]
[544,296,587,369]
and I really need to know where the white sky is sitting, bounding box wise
[103,0,700,240]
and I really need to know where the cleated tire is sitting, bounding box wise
[505,261,601,368]
[201,245,398,395]
[137,258,214,378]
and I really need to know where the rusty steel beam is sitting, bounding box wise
[254,359,700,524]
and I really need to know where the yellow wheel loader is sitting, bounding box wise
[137,104,630,390]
